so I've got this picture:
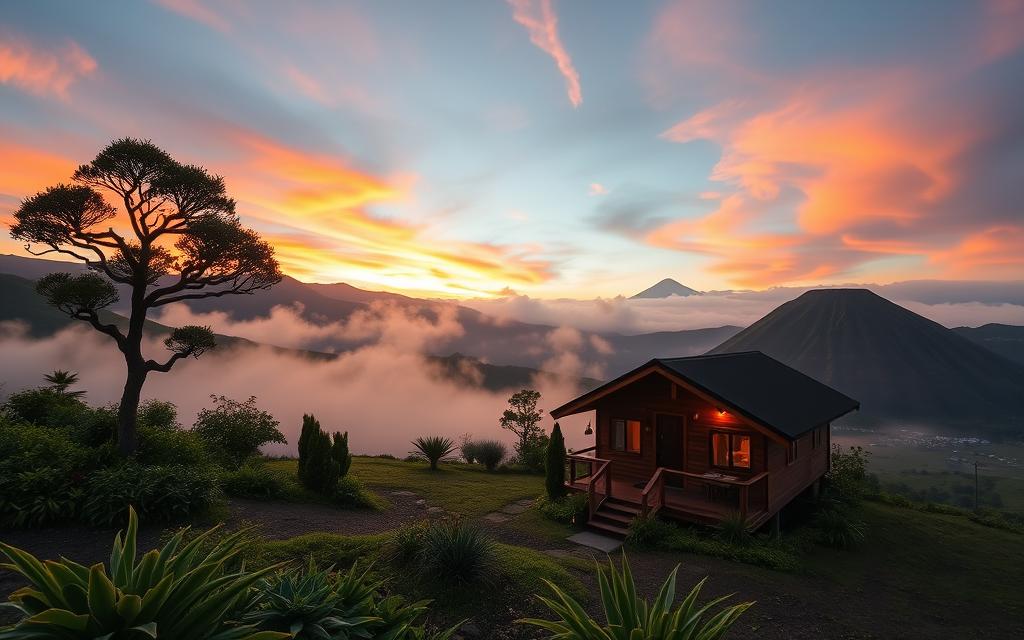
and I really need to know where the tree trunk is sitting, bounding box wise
[117,365,147,456]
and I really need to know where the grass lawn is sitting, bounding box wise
[809,501,1024,622]
[266,456,545,517]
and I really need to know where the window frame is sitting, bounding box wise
[610,418,642,454]
[709,430,753,471]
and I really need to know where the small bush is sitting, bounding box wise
[474,439,506,471]
[137,398,180,430]
[717,511,752,546]
[82,462,220,525]
[389,520,429,564]
[192,395,286,468]
[814,507,867,549]
[626,513,676,547]
[222,460,287,499]
[136,425,210,467]
[1,387,89,428]
[332,475,380,509]
[536,493,587,525]
[460,434,479,463]
[415,518,496,585]
[0,466,82,528]
[297,413,320,480]
[331,430,352,477]
[545,422,567,499]
[303,428,339,494]
[826,444,872,504]
[410,436,457,471]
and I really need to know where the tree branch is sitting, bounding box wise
[146,351,189,373]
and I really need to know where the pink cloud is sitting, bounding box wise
[154,0,233,33]
[0,35,96,99]
[508,0,582,107]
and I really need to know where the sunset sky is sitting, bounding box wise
[1,1,1022,298]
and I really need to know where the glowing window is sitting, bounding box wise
[612,419,641,453]
[711,431,751,470]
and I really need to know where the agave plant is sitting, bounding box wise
[409,436,457,471]
[242,559,380,638]
[0,507,287,640]
[519,554,753,640]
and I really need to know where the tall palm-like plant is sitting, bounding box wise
[43,369,86,398]
[410,436,457,471]
[519,554,753,640]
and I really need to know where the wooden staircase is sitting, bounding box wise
[587,497,640,537]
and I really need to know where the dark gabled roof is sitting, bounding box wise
[551,351,859,440]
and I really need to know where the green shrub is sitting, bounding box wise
[137,398,180,430]
[221,460,287,499]
[302,428,339,494]
[390,520,429,565]
[460,436,480,463]
[83,462,220,526]
[717,511,753,546]
[814,507,867,549]
[0,508,286,640]
[136,425,210,467]
[332,475,380,509]
[69,403,118,447]
[473,439,506,471]
[331,430,352,477]
[0,421,96,473]
[192,395,286,468]
[626,513,676,547]
[1,387,89,428]
[537,493,587,525]
[410,436,457,471]
[545,422,567,499]
[415,518,496,585]
[826,444,872,504]
[518,554,753,639]
[0,466,83,528]
[297,413,320,481]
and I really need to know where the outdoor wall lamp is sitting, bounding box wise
[584,421,593,435]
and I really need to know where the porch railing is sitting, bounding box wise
[641,469,770,522]
[565,448,611,518]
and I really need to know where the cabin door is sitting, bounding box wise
[655,414,686,479]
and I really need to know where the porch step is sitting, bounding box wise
[587,519,630,538]
[603,498,641,515]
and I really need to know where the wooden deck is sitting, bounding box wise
[566,473,771,529]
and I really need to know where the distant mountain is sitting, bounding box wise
[631,278,700,299]
[0,255,732,375]
[953,323,1024,366]
[709,289,1024,433]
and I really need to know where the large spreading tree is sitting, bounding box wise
[10,138,281,455]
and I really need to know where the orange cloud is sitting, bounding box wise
[932,226,1024,278]
[509,0,582,107]
[0,140,77,197]
[0,35,96,99]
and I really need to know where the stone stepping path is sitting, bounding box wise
[482,498,535,524]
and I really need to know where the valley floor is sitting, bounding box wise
[2,458,1022,639]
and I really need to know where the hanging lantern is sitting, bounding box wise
[584,421,593,435]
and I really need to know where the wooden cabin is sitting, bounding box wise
[550,351,859,536]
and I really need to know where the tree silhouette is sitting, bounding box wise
[11,138,281,455]
[43,369,87,398]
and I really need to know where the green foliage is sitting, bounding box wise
[626,514,676,547]
[499,389,548,470]
[827,444,872,504]
[192,395,286,469]
[164,324,217,358]
[136,425,210,467]
[331,430,352,477]
[34,271,119,314]
[82,462,220,526]
[0,507,287,640]
[302,428,339,494]
[717,512,752,547]
[410,436,457,471]
[814,507,868,549]
[473,440,506,471]
[297,414,320,481]
[1,386,90,428]
[545,422,567,499]
[459,435,479,464]
[43,369,87,398]
[536,493,587,526]
[137,399,180,431]
[519,554,753,639]
[411,518,496,585]
[221,461,287,500]
[0,466,83,528]
[332,475,380,510]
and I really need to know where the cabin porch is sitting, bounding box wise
[565,449,772,535]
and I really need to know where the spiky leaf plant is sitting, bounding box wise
[409,437,456,471]
[519,554,753,640]
[0,507,287,640]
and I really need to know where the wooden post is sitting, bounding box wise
[740,486,749,520]
[770,511,781,538]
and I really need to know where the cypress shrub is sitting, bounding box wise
[297,414,320,484]
[545,422,567,499]
[302,429,338,494]
[332,431,352,477]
